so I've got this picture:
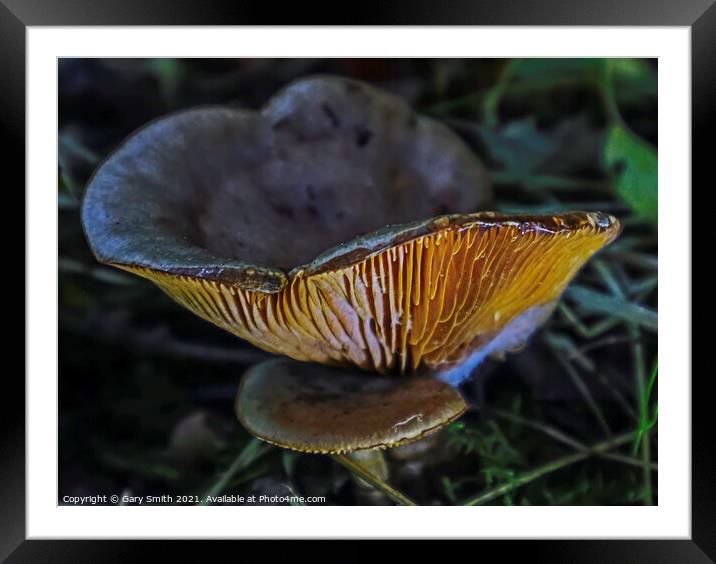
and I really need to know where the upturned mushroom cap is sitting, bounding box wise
[236,358,466,454]
[81,75,621,375]
[82,75,491,293]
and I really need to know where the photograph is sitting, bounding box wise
[58,57,658,507]
[5,3,704,555]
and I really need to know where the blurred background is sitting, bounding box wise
[59,58,657,506]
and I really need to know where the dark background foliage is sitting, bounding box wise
[58,58,657,506]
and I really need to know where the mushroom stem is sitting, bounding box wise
[332,452,417,506]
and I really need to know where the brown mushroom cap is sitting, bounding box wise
[81,76,621,375]
[82,75,491,293]
[236,358,466,454]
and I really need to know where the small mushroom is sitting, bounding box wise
[236,358,466,454]
[236,357,466,505]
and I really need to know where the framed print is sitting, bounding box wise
[6,0,707,559]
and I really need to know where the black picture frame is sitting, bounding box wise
[6,0,706,559]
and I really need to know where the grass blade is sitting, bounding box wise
[200,438,270,505]
[462,432,635,506]
[565,285,657,331]
[333,453,417,506]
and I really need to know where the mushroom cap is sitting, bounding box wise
[82,75,492,293]
[105,210,620,375]
[236,358,466,454]
[81,75,621,375]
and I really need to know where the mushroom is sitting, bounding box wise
[236,357,466,504]
[82,76,619,377]
[81,75,621,503]
[237,358,466,454]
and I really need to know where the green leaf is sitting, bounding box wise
[604,125,657,224]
